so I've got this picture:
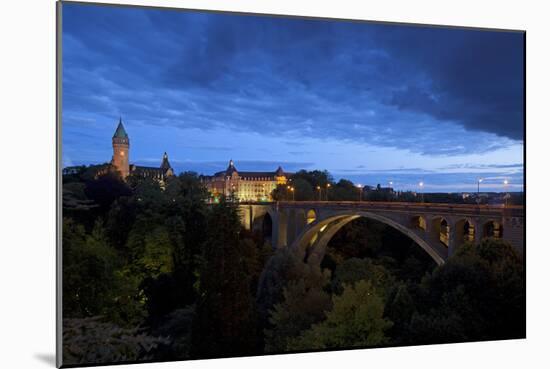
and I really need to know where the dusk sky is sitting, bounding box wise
[61,2,524,192]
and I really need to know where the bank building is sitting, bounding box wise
[202,160,290,202]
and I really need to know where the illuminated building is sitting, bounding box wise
[110,119,174,183]
[63,119,175,184]
[202,160,290,202]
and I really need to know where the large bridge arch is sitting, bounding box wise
[289,211,446,266]
[240,201,524,262]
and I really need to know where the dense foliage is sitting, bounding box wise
[62,167,524,365]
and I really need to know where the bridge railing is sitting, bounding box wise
[273,200,523,215]
[237,200,523,217]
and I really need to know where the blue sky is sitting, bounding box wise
[61,3,524,192]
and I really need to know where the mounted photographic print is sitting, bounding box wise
[57,1,525,367]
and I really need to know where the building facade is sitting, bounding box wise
[110,118,174,182]
[202,160,290,202]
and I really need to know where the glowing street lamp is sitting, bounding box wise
[326,183,331,201]
[418,181,424,202]
[316,185,321,201]
[477,178,483,195]
[290,186,295,201]
[357,184,363,202]
[476,178,483,204]
[503,179,510,206]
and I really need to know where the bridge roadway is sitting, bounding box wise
[238,201,525,265]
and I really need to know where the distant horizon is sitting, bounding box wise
[63,130,523,194]
[62,3,524,194]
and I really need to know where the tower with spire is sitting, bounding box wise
[107,118,174,183]
[112,118,130,178]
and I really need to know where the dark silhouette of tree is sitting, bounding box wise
[190,198,257,358]
[84,171,132,215]
[384,282,416,344]
[331,257,396,299]
[328,179,358,201]
[264,265,332,352]
[292,169,333,189]
[293,178,314,201]
[290,280,392,350]
[63,218,145,325]
[406,238,525,344]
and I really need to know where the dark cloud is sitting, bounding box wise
[337,167,434,174]
[61,3,524,162]
[380,27,524,140]
[439,163,524,171]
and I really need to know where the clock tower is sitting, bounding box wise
[111,118,130,178]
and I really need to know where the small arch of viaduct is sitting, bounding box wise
[238,202,524,265]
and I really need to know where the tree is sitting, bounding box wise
[63,316,169,366]
[325,218,385,262]
[384,282,416,344]
[126,225,174,279]
[271,184,289,201]
[329,179,358,201]
[293,178,314,201]
[406,238,525,344]
[290,280,392,350]
[331,258,395,300]
[190,199,258,358]
[292,170,333,189]
[84,171,132,215]
[256,248,331,327]
[238,237,273,296]
[165,173,209,305]
[264,275,332,352]
[63,218,145,325]
[148,306,195,361]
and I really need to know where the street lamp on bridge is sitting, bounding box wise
[418,181,424,203]
[503,179,510,206]
[357,184,362,202]
[477,178,483,204]
[326,183,331,201]
[316,185,321,201]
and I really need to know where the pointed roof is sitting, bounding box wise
[226,159,238,175]
[113,118,128,138]
[275,166,285,176]
[160,152,172,170]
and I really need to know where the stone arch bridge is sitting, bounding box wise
[238,201,524,265]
